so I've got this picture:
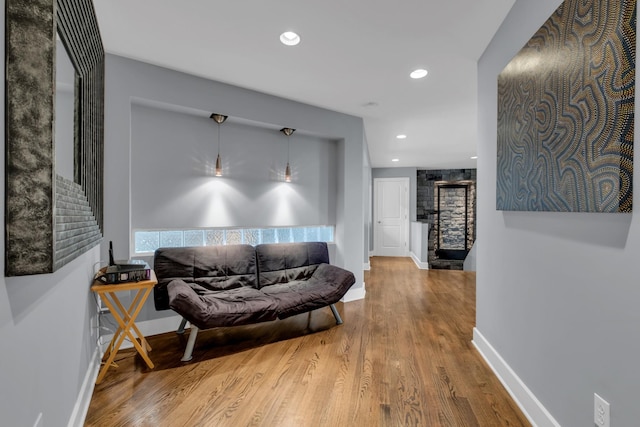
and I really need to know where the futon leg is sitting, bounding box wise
[329,304,343,325]
[181,326,199,362]
[176,317,188,334]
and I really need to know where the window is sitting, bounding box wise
[133,226,334,255]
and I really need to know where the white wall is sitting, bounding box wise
[462,241,476,271]
[371,167,418,221]
[0,3,102,426]
[55,39,75,181]
[104,54,367,323]
[477,1,640,426]
[410,222,429,267]
[371,167,417,255]
[363,138,373,264]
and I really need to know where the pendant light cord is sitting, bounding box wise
[217,124,221,155]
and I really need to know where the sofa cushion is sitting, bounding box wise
[261,263,356,318]
[154,244,257,310]
[256,242,330,288]
[168,279,279,329]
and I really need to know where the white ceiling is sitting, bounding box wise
[93,0,515,169]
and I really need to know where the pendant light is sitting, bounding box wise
[210,113,228,176]
[280,127,295,182]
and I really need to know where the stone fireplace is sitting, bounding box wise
[417,169,476,270]
[433,181,475,268]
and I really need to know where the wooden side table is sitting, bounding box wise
[91,270,158,384]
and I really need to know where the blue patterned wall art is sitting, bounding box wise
[496,0,636,212]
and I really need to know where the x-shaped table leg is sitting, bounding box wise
[95,286,154,384]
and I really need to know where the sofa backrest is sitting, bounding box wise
[153,244,257,310]
[255,242,330,288]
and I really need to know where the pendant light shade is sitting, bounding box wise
[284,162,292,183]
[210,113,228,176]
[215,153,222,177]
[280,127,295,182]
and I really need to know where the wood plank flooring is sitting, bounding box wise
[85,257,530,427]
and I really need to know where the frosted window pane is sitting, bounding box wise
[160,231,183,247]
[244,229,260,246]
[206,229,225,246]
[292,227,305,242]
[305,227,319,241]
[135,231,159,253]
[184,230,204,247]
[319,226,333,242]
[261,228,276,244]
[135,226,334,253]
[277,228,291,243]
[226,229,242,245]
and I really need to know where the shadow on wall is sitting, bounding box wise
[502,211,632,249]
[2,251,98,324]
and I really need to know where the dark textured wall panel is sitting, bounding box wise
[5,0,55,274]
[5,0,104,275]
[55,176,101,271]
[496,0,636,212]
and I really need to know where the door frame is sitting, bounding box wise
[373,177,410,256]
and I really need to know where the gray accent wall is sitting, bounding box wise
[0,248,100,427]
[130,103,337,230]
[1,2,102,425]
[104,54,367,323]
[478,0,640,426]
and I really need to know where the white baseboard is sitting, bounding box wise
[137,315,184,337]
[472,328,561,427]
[73,316,184,426]
[363,261,371,271]
[342,282,366,302]
[409,252,429,269]
[67,346,101,427]
[101,315,183,351]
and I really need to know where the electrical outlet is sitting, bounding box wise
[594,393,610,427]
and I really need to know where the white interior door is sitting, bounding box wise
[374,177,409,256]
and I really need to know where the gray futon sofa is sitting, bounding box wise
[154,242,355,361]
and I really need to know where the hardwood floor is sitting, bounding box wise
[85,257,530,427]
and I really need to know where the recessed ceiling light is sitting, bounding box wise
[392,158,400,162]
[410,68,428,79]
[396,134,407,139]
[280,31,300,46]
[471,156,478,159]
